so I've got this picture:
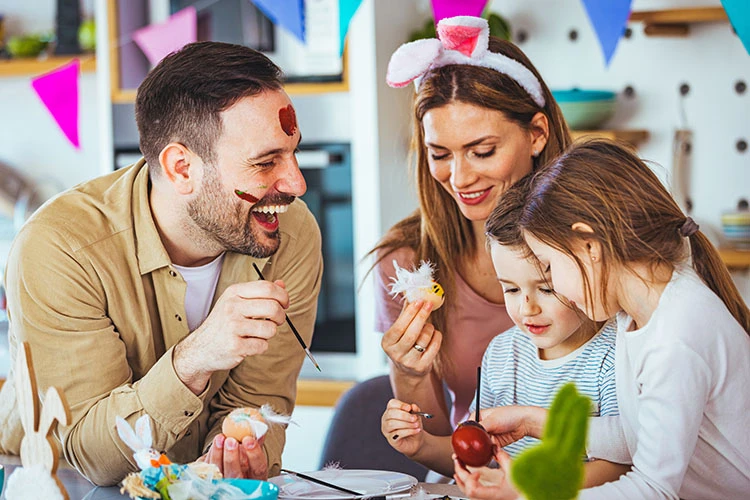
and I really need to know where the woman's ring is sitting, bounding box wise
[413,344,426,353]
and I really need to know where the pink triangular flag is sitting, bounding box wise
[431,0,488,23]
[31,59,80,149]
[133,6,197,66]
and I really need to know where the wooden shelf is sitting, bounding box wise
[570,129,650,147]
[629,7,728,37]
[719,248,750,270]
[0,56,96,77]
[295,379,354,407]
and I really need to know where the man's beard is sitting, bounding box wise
[186,166,291,258]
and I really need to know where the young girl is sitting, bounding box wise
[381,199,628,486]
[456,140,750,499]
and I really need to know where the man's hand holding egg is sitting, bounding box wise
[222,408,269,442]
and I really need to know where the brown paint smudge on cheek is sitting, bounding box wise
[235,189,259,203]
[279,104,297,136]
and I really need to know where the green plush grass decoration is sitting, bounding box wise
[510,383,590,500]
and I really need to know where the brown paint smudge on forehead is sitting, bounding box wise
[279,104,297,136]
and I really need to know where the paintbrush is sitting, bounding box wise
[280,468,363,496]
[252,263,321,372]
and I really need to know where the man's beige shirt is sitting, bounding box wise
[0,160,323,486]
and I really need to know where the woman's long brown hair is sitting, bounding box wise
[500,139,750,333]
[369,38,572,374]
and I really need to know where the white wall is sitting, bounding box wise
[486,0,749,297]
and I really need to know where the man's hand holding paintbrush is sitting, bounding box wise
[174,279,290,395]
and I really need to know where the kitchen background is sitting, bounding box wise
[0,0,748,472]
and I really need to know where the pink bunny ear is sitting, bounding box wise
[385,16,545,108]
[386,38,443,88]
[437,16,489,58]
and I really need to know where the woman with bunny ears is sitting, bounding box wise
[461,140,750,499]
[371,16,571,440]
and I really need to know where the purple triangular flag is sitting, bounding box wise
[251,0,305,43]
[133,6,197,66]
[581,0,632,66]
[431,0,488,23]
[31,59,80,149]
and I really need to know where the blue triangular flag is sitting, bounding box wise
[339,0,363,55]
[722,0,750,55]
[251,0,305,43]
[581,0,632,66]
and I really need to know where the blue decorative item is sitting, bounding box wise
[251,0,305,44]
[552,89,617,130]
[581,0,633,66]
[222,478,280,499]
[339,0,363,55]
[722,0,750,55]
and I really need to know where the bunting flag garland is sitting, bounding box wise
[30,59,81,150]
[132,6,197,66]
[430,0,488,23]
[722,0,750,54]
[251,0,306,43]
[581,0,632,66]
[338,0,363,55]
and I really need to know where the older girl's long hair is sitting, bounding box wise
[369,37,571,374]
[499,139,750,332]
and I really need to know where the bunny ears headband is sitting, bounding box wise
[386,16,546,108]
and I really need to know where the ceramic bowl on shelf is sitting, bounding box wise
[552,89,617,130]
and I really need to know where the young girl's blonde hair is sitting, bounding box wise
[494,139,750,332]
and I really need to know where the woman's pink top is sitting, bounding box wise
[375,247,514,428]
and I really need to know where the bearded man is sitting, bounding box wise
[0,41,322,486]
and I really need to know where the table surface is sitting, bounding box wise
[0,456,464,500]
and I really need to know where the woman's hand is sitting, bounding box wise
[453,448,520,500]
[381,399,426,458]
[381,300,442,378]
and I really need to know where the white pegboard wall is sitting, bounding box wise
[488,0,749,234]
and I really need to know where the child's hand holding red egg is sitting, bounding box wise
[452,420,494,467]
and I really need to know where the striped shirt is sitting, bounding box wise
[471,319,618,458]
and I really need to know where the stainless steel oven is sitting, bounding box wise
[297,143,355,353]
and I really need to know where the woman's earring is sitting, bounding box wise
[532,150,539,158]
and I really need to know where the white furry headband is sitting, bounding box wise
[386,16,545,108]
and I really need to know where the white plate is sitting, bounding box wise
[270,469,418,499]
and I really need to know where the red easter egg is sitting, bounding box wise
[451,420,493,467]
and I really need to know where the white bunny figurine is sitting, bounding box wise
[116,415,172,470]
